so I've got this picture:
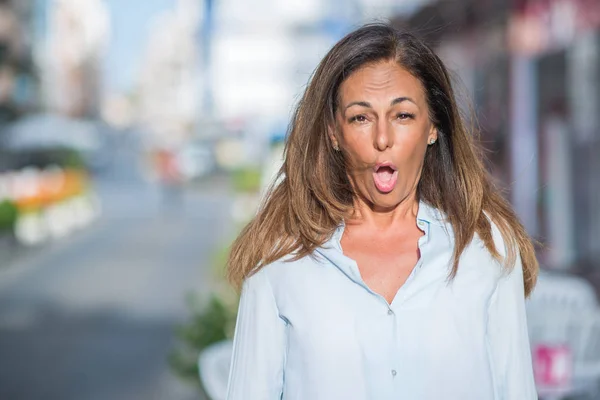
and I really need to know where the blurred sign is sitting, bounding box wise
[509,0,600,55]
[533,343,573,388]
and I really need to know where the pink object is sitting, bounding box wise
[533,343,573,388]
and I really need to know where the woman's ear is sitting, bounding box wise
[427,126,438,145]
[328,125,340,151]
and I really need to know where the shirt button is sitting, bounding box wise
[391,369,397,377]
[387,309,394,315]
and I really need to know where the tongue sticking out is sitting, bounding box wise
[377,168,394,182]
[373,166,398,193]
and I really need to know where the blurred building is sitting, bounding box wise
[132,0,432,156]
[393,0,600,273]
[137,0,201,147]
[136,0,353,151]
[0,0,37,126]
[37,0,110,118]
[210,0,332,123]
[206,0,429,138]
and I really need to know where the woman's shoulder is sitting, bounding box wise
[245,251,325,288]
[241,251,332,312]
[466,212,521,280]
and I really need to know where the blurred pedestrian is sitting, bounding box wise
[226,23,538,400]
[154,147,183,211]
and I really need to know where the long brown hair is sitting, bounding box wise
[227,23,538,296]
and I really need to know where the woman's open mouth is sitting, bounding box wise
[373,163,398,193]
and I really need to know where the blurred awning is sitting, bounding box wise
[390,0,511,44]
[1,114,101,153]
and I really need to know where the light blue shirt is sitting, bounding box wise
[226,201,537,400]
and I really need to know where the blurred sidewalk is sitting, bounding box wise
[0,157,232,399]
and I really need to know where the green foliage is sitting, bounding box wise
[169,228,241,394]
[231,167,261,193]
[210,244,231,278]
[169,292,239,387]
[0,200,18,232]
[58,147,87,170]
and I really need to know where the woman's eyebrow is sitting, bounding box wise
[344,96,418,112]
[390,96,417,107]
[344,101,371,111]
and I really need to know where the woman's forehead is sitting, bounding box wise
[338,61,426,107]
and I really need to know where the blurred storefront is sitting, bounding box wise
[0,0,108,250]
[392,0,600,276]
[0,0,38,127]
[0,0,111,126]
[510,0,600,274]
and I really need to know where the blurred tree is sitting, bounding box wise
[0,199,18,232]
[169,242,239,392]
[169,293,238,391]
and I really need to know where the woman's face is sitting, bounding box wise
[333,60,437,212]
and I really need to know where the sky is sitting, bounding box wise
[103,0,175,94]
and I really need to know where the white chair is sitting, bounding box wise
[198,340,233,400]
[528,309,600,400]
[526,272,600,400]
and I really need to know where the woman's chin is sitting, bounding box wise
[354,182,409,212]
[368,191,404,211]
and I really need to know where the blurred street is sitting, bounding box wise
[0,137,231,400]
[0,0,598,398]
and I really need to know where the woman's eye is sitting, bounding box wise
[350,115,368,123]
[396,113,414,120]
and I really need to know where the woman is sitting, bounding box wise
[226,23,538,400]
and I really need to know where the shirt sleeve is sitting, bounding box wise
[486,255,537,400]
[226,269,287,400]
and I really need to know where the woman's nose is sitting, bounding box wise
[374,120,394,151]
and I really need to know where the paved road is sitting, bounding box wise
[0,142,233,400]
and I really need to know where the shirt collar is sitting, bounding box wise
[318,199,447,260]
[416,199,447,227]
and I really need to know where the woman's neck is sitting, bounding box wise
[349,192,420,231]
